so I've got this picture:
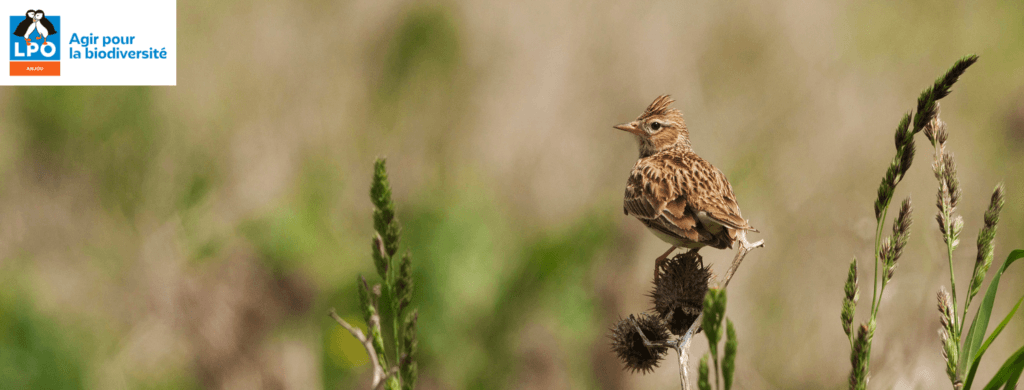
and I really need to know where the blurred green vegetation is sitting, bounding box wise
[0,288,86,390]
[15,87,156,220]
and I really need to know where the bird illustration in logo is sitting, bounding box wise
[12,10,35,46]
[12,9,57,46]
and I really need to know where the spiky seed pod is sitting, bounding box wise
[842,258,859,338]
[937,287,958,383]
[610,314,670,374]
[650,252,711,335]
[698,354,711,390]
[723,319,737,390]
[849,322,873,390]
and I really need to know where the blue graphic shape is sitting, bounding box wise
[10,15,60,61]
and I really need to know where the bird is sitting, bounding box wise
[12,10,36,46]
[32,10,58,45]
[615,95,758,280]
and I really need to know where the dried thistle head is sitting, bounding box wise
[610,313,671,374]
[650,251,710,335]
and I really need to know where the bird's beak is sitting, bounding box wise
[614,121,643,136]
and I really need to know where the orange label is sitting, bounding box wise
[10,61,60,76]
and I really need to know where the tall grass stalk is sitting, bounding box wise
[331,158,418,390]
[842,55,978,390]
[925,95,1024,390]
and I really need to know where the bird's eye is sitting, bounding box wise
[650,122,661,131]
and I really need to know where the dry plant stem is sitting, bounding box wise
[330,309,386,389]
[723,232,766,290]
[375,367,399,390]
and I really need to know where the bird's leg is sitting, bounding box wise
[654,246,676,281]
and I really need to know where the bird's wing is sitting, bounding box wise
[623,157,703,242]
[13,19,32,36]
[672,152,757,232]
[40,18,56,34]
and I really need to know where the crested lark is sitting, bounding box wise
[615,95,758,280]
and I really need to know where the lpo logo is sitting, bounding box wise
[9,9,60,76]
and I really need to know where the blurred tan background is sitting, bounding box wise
[1,0,1023,389]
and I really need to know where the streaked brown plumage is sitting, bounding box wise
[615,95,757,279]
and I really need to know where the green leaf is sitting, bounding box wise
[1007,365,1023,390]
[964,294,1024,389]
[962,249,1024,389]
[981,344,1024,390]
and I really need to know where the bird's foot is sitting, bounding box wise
[34,36,41,40]
[653,246,677,281]
[685,248,704,267]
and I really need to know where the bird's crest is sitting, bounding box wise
[638,95,681,121]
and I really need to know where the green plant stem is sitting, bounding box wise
[713,356,720,390]
[871,207,889,316]
[947,240,960,342]
[389,283,402,386]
